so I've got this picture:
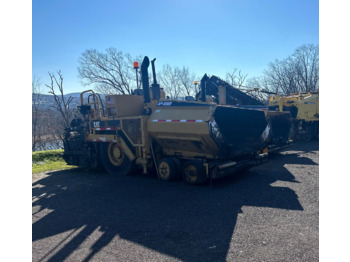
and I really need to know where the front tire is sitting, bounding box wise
[100,143,135,175]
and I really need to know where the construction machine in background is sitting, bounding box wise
[63,56,293,184]
[268,92,319,141]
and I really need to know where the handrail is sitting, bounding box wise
[80,90,102,119]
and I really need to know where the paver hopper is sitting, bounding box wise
[147,101,269,160]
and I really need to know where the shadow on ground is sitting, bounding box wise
[32,142,318,261]
[282,140,319,153]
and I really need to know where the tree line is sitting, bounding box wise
[77,44,318,98]
[32,44,318,151]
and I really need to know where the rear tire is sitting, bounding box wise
[100,143,135,176]
[158,158,178,181]
[182,160,207,185]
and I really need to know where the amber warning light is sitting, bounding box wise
[133,61,139,69]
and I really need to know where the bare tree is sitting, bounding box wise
[46,71,73,132]
[245,76,272,103]
[158,64,198,99]
[179,67,197,97]
[293,44,319,92]
[32,75,43,151]
[78,48,142,94]
[226,68,248,88]
[158,64,183,99]
[264,44,319,95]
[264,57,299,94]
[32,73,70,151]
[33,109,66,151]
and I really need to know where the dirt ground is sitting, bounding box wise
[32,141,319,262]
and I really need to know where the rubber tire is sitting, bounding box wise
[158,158,178,181]
[182,160,207,185]
[100,143,134,176]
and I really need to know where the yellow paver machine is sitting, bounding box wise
[269,92,319,141]
[63,56,292,184]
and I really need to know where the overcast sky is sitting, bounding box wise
[32,0,319,94]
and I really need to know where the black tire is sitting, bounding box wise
[158,158,178,181]
[100,143,134,176]
[182,160,207,185]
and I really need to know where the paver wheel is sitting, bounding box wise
[182,160,207,185]
[100,143,134,175]
[158,158,178,181]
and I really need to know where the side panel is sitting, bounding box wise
[106,95,144,117]
[147,104,220,159]
[296,95,319,121]
[85,115,152,169]
[87,116,147,145]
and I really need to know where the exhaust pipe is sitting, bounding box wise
[200,74,209,102]
[141,56,151,103]
[151,58,161,100]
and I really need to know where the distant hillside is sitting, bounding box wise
[32,92,106,109]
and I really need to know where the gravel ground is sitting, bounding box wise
[32,141,318,262]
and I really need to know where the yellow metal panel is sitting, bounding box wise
[106,95,144,117]
[147,105,220,159]
[296,94,319,121]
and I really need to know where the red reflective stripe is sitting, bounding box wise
[153,119,202,122]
